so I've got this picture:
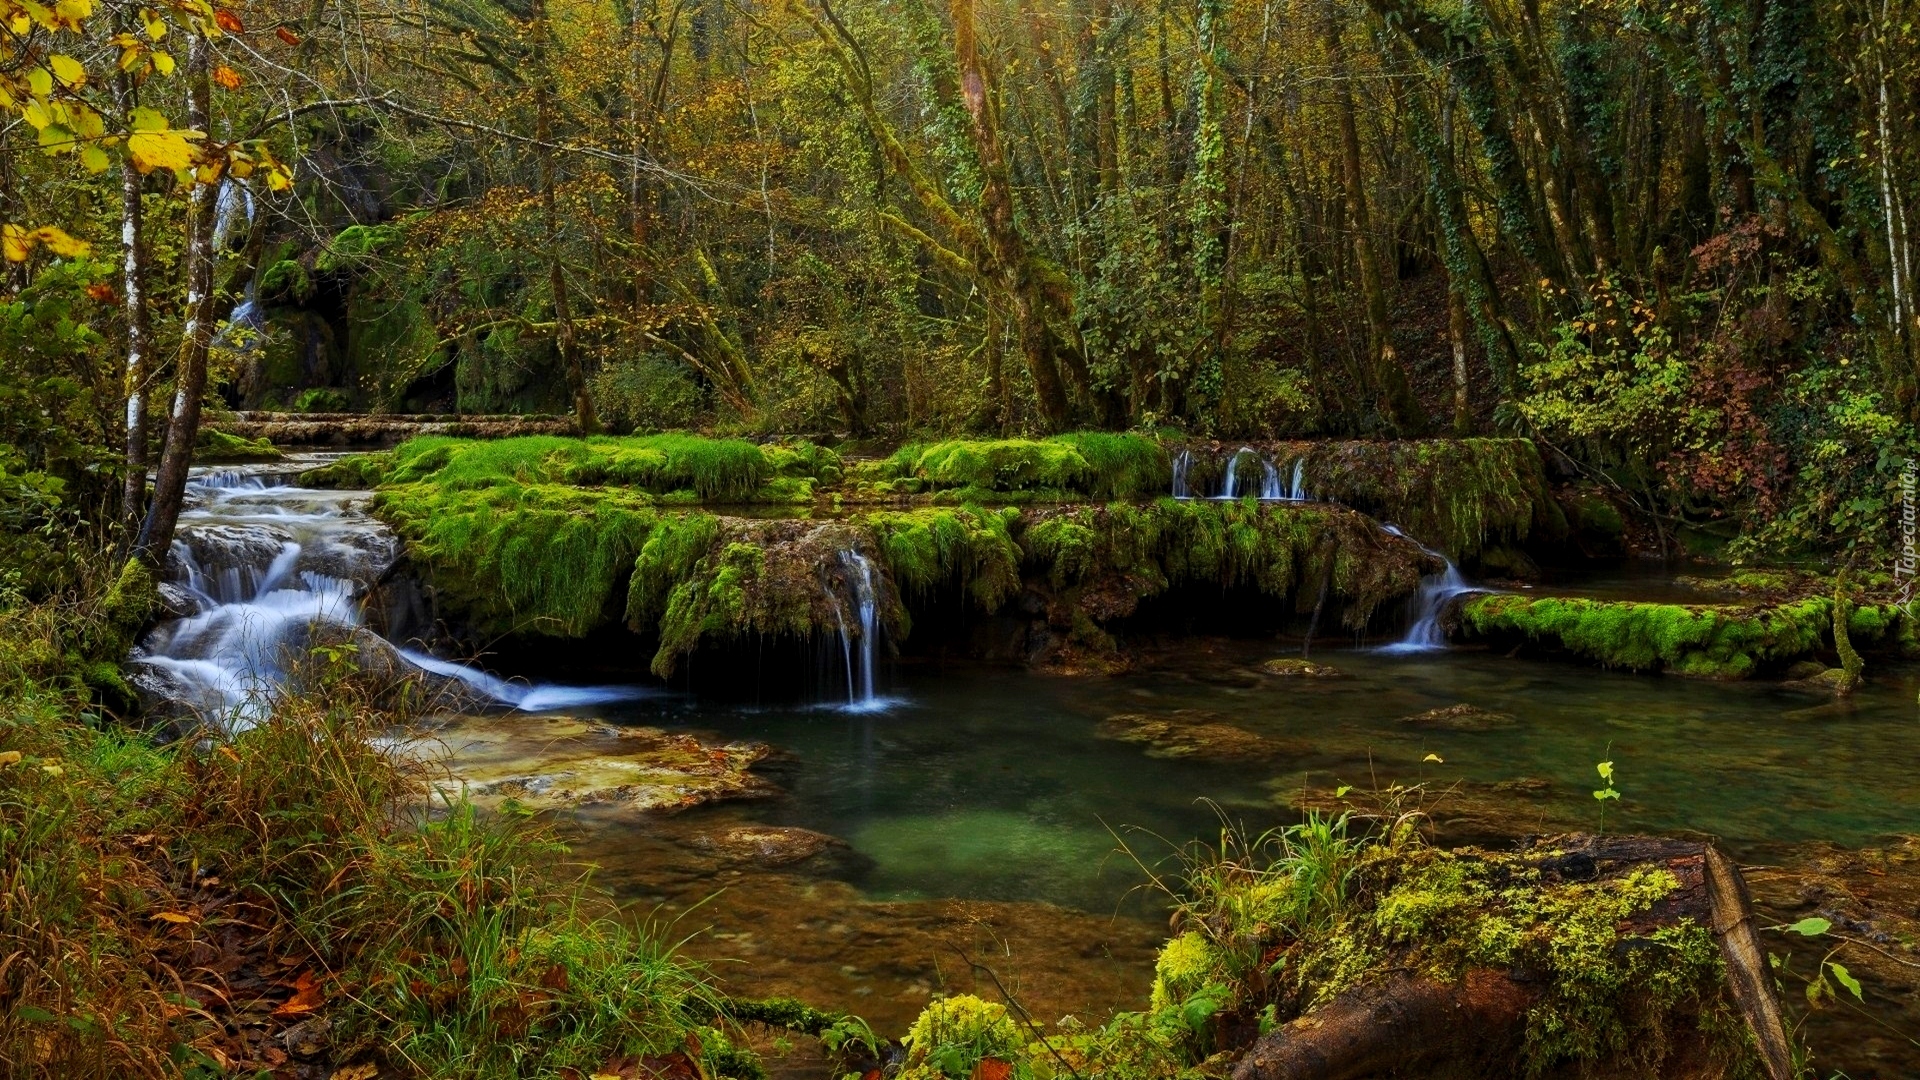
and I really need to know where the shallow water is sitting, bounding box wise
[577,642,1920,909]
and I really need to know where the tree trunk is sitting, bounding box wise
[1326,1,1421,433]
[134,37,217,567]
[949,0,1073,430]
[1448,272,1471,435]
[116,62,154,535]
[534,0,600,434]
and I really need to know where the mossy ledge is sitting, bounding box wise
[368,488,1437,671]
[307,436,1562,559]
[1459,593,1918,679]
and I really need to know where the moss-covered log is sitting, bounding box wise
[1459,593,1918,679]
[1218,836,1788,1080]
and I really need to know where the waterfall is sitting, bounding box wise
[1216,447,1261,500]
[825,549,889,712]
[211,180,255,253]
[1286,458,1307,501]
[132,462,647,727]
[1259,458,1284,501]
[1375,524,1480,654]
[1172,450,1194,499]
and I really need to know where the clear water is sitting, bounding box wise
[581,642,1920,911]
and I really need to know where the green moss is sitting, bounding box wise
[374,481,663,637]
[1459,594,1852,677]
[883,433,1168,501]
[374,434,834,503]
[858,506,1022,609]
[300,451,393,489]
[1282,438,1565,561]
[194,429,283,463]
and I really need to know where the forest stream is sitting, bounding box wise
[126,455,1920,1076]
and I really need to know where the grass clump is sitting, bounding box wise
[858,506,1023,610]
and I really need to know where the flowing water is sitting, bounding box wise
[130,468,1920,1066]
[131,460,646,725]
[1376,523,1483,653]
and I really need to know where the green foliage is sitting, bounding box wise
[900,995,1029,1080]
[373,434,836,503]
[592,352,710,433]
[858,506,1022,609]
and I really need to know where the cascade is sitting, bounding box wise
[1375,524,1480,654]
[1171,449,1194,499]
[1216,447,1260,500]
[1259,457,1284,501]
[826,549,888,712]
[132,462,644,726]
[1287,458,1307,501]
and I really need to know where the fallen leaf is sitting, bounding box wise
[0,750,20,768]
[274,25,301,45]
[213,8,243,32]
[273,971,324,1017]
[153,911,197,924]
[973,1059,1013,1080]
[330,1064,377,1080]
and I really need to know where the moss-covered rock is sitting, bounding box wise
[1458,593,1915,678]
[1273,438,1566,562]
[194,428,283,463]
[868,432,1170,502]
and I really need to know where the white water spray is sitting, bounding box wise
[1172,449,1194,499]
[826,549,890,712]
[1375,524,1481,654]
[132,463,647,726]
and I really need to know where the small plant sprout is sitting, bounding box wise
[1593,753,1621,833]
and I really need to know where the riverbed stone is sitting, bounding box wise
[1262,658,1344,678]
[685,824,850,867]
[1397,703,1519,731]
[413,714,778,813]
[1098,710,1308,761]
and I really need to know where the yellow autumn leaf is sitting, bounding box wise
[33,225,89,256]
[149,49,174,75]
[39,763,63,777]
[1422,753,1444,764]
[142,11,166,39]
[0,749,21,767]
[79,144,110,172]
[51,0,89,23]
[129,105,167,132]
[26,66,52,100]
[152,911,195,924]
[22,100,51,130]
[265,163,293,192]
[128,129,193,172]
[2,224,31,262]
[49,53,85,88]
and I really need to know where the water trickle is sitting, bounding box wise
[826,549,890,712]
[1171,449,1194,500]
[132,462,646,726]
[1375,524,1481,654]
[1259,458,1284,501]
[1216,447,1261,500]
[1286,458,1308,501]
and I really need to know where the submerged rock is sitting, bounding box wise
[1099,710,1309,761]
[1397,703,1519,731]
[416,714,777,813]
[1262,658,1344,678]
[683,824,853,868]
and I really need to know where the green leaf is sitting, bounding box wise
[16,1006,58,1024]
[1596,760,1614,781]
[1783,917,1831,937]
[1827,962,1863,1001]
[1592,788,1620,801]
[129,106,168,132]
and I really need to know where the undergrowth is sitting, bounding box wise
[0,580,748,1079]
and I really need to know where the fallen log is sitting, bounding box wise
[210,412,577,447]
[1228,835,1794,1080]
